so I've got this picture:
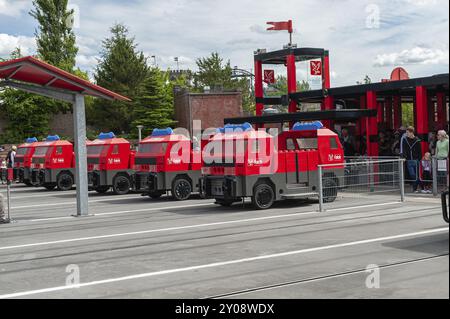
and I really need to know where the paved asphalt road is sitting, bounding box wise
[0,184,448,299]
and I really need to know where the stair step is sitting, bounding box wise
[281,192,318,200]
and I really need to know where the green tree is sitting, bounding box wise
[30,0,78,72]
[91,24,148,133]
[357,75,372,85]
[0,48,52,144]
[193,52,255,114]
[193,52,234,90]
[132,68,178,136]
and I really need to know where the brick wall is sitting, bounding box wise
[174,90,243,134]
[49,112,74,138]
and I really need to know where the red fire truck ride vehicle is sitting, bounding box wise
[200,122,344,210]
[14,137,38,186]
[87,132,136,195]
[132,128,202,200]
[31,135,75,191]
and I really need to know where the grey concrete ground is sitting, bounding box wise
[0,184,448,299]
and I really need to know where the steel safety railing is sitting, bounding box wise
[401,157,449,195]
[318,158,405,212]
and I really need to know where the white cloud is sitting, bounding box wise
[0,33,35,57]
[0,0,29,17]
[374,47,449,67]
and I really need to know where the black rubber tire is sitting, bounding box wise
[251,183,275,210]
[112,175,131,195]
[95,186,110,194]
[44,183,56,191]
[323,178,338,203]
[172,178,192,201]
[149,192,164,199]
[57,173,74,191]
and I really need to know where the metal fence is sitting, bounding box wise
[403,157,449,195]
[318,159,405,212]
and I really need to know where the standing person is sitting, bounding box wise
[0,193,7,224]
[436,130,449,159]
[391,132,402,156]
[420,152,433,194]
[428,132,437,156]
[0,159,6,185]
[340,128,356,157]
[401,127,422,193]
[5,145,17,169]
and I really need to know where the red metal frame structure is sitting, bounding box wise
[0,56,130,216]
[253,47,331,122]
[290,74,449,156]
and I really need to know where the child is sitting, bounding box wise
[421,152,433,194]
[0,193,6,223]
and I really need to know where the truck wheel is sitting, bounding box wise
[113,175,131,195]
[44,183,56,191]
[252,183,275,210]
[149,192,164,199]
[323,178,338,203]
[172,178,192,201]
[57,172,74,191]
[95,186,110,194]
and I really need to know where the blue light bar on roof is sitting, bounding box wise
[26,137,38,143]
[152,128,173,137]
[98,132,116,140]
[292,121,324,131]
[217,122,253,134]
[46,135,60,141]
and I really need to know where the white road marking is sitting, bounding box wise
[212,255,450,298]
[27,203,215,222]
[0,227,447,299]
[0,210,319,250]
[2,202,405,249]
[11,195,155,209]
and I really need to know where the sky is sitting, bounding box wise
[0,0,449,87]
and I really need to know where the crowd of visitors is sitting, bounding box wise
[339,126,449,194]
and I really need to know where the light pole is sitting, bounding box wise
[137,125,144,142]
[174,57,179,71]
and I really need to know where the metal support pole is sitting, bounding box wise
[399,159,405,202]
[7,181,11,221]
[73,94,89,216]
[369,159,375,193]
[318,166,324,212]
[432,157,438,196]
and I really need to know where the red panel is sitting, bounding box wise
[416,86,429,153]
[437,92,447,130]
[366,91,379,156]
[0,56,130,101]
[286,54,297,126]
[307,151,319,171]
[297,151,308,172]
[254,60,264,116]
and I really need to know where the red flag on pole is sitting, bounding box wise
[266,20,293,33]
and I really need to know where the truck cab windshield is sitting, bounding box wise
[16,147,30,156]
[87,145,107,155]
[138,142,168,155]
[34,147,50,156]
